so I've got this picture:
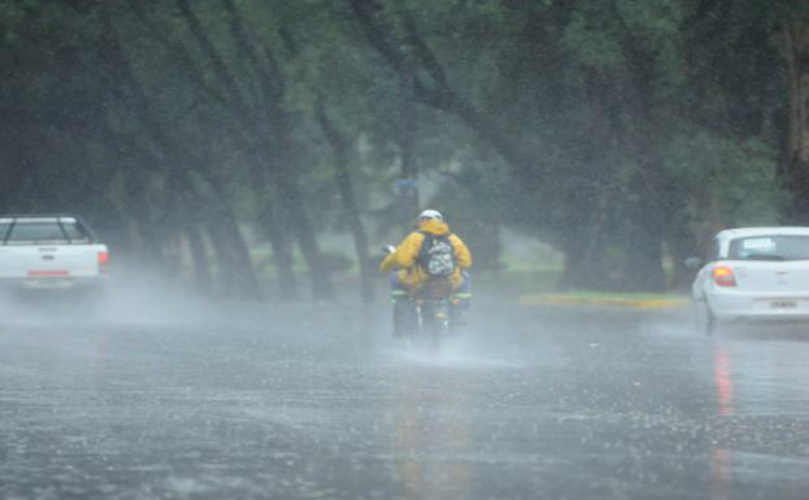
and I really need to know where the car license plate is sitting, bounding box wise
[771,300,797,310]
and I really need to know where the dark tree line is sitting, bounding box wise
[0,0,807,298]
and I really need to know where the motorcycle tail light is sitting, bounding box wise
[712,266,736,287]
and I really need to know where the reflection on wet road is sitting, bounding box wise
[1,300,808,499]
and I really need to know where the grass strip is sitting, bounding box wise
[519,292,689,309]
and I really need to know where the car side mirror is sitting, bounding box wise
[684,257,703,270]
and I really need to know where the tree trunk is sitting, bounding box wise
[614,17,669,293]
[397,64,420,228]
[185,222,213,296]
[203,221,237,296]
[261,197,300,301]
[249,160,299,301]
[316,101,375,303]
[784,22,809,222]
[620,180,668,293]
[557,197,610,291]
[205,179,264,300]
[275,173,337,301]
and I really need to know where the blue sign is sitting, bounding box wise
[395,179,418,191]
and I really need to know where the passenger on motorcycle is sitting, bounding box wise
[380,209,472,337]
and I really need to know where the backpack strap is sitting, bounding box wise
[416,231,433,269]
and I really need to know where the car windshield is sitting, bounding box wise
[727,235,809,261]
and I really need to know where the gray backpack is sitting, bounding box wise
[417,232,457,276]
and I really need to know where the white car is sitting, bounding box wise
[0,215,109,298]
[690,227,809,334]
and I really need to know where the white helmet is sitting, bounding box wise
[419,209,443,221]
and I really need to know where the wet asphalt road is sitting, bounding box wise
[1,296,809,500]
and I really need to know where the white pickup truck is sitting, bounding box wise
[0,215,109,294]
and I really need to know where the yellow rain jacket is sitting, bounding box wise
[379,218,472,290]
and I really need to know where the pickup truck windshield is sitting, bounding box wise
[0,220,91,244]
[728,235,809,261]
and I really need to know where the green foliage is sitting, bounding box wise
[0,0,797,294]
[664,132,786,226]
[561,10,625,72]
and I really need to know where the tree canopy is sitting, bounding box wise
[1,0,807,298]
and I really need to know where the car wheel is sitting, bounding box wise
[694,300,717,336]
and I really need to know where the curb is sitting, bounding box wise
[518,295,689,310]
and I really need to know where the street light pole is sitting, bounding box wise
[396,50,419,230]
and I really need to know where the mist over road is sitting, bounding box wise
[1,296,808,500]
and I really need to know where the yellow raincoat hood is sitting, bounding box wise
[418,218,450,236]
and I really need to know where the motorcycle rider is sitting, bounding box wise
[380,209,472,337]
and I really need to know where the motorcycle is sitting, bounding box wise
[383,245,457,348]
